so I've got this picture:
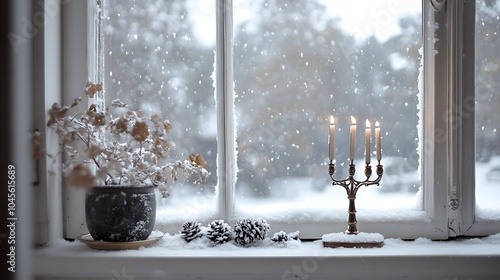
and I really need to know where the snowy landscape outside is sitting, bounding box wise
[99,0,500,223]
[232,0,422,220]
[475,0,500,217]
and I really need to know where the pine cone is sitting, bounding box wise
[270,230,299,245]
[234,218,270,246]
[181,221,202,242]
[207,220,232,245]
[271,231,289,244]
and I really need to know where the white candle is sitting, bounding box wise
[329,116,335,161]
[350,116,356,161]
[375,121,381,161]
[365,119,371,164]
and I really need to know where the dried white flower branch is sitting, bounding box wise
[47,82,209,195]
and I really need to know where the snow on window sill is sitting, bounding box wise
[33,234,500,279]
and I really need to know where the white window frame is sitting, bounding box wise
[35,0,500,244]
[454,0,500,237]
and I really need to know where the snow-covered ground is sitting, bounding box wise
[155,179,423,224]
[155,158,500,223]
[476,157,500,219]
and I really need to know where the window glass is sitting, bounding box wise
[475,0,500,217]
[233,0,422,221]
[102,0,217,223]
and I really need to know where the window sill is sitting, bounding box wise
[33,235,500,279]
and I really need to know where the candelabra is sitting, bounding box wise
[322,160,384,248]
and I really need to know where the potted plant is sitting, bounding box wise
[47,82,209,242]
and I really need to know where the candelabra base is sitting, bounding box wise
[322,232,384,248]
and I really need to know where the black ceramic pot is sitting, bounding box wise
[85,185,156,242]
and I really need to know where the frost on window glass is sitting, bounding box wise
[475,0,500,218]
[102,0,217,223]
[233,0,422,221]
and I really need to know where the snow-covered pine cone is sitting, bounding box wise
[271,230,300,245]
[207,220,233,245]
[271,231,289,244]
[181,221,203,242]
[234,218,270,246]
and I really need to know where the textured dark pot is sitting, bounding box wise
[85,185,156,242]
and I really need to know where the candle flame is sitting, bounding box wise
[351,116,356,125]
[375,121,380,127]
[366,119,371,127]
[330,115,334,125]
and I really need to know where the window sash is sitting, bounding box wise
[460,0,500,236]
[216,0,236,222]
[425,0,499,237]
[445,0,476,236]
[54,0,499,241]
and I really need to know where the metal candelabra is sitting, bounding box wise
[328,160,383,235]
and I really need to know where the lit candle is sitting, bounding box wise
[350,116,356,161]
[375,121,381,161]
[329,116,335,162]
[365,119,371,164]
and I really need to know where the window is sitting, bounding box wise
[101,0,218,223]
[475,0,500,218]
[56,0,499,241]
[233,1,423,221]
